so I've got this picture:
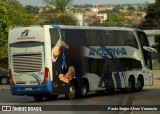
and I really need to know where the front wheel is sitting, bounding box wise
[65,82,76,100]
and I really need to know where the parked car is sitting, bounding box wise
[0,68,9,85]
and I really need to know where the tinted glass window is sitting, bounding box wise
[88,30,104,46]
[113,31,125,46]
[125,31,138,48]
[102,30,114,46]
[60,29,138,47]
[136,31,152,69]
[50,29,60,45]
[136,31,149,46]
[62,29,87,46]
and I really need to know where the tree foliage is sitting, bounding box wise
[92,14,133,27]
[140,0,160,30]
[42,0,77,25]
[0,0,35,68]
[0,2,10,61]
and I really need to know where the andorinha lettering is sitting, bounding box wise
[89,47,127,56]
[17,37,35,40]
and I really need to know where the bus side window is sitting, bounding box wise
[88,30,98,46]
[102,30,113,46]
[63,29,87,46]
[113,31,125,46]
[50,29,60,45]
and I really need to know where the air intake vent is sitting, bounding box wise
[12,54,42,73]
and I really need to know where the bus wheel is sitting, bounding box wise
[33,95,44,102]
[135,77,144,92]
[80,81,88,98]
[125,78,134,93]
[65,82,76,100]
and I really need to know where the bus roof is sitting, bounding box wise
[52,25,144,32]
[11,25,144,33]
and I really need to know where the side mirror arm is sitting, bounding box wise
[143,46,157,53]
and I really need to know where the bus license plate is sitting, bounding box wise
[25,88,32,90]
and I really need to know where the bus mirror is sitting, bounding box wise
[143,46,157,53]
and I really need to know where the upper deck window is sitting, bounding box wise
[50,28,138,48]
[50,29,60,45]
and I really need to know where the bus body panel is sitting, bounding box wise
[8,25,54,95]
[8,25,153,97]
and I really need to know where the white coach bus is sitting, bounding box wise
[8,25,155,101]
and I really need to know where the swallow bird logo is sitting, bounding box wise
[21,29,30,37]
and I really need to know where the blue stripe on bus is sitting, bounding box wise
[52,25,60,28]
[10,81,53,95]
[28,73,41,85]
[114,72,121,89]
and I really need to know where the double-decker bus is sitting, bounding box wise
[8,25,155,101]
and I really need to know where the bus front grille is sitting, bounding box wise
[12,54,42,72]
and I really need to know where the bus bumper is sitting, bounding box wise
[10,81,53,95]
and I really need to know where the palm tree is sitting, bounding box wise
[43,0,77,25]
[43,0,72,16]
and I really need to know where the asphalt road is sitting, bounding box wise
[0,70,160,114]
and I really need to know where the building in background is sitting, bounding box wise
[96,13,107,23]
[74,13,84,26]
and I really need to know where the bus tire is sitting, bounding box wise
[135,77,144,92]
[125,78,134,93]
[80,81,88,98]
[33,95,44,102]
[65,81,76,100]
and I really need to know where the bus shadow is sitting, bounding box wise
[24,89,153,103]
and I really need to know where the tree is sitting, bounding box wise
[42,0,77,25]
[25,5,40,14]
[101,15,133,27]
[140,0,160,30]
[43,0,72,13]
[0,2,10,68]
[0,0,35,69]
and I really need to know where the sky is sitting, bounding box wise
[18,0,155,7]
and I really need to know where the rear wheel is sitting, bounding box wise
[135,77,144,92]
[65,82,76,100]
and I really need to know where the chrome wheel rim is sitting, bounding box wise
[1,77,8,84]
